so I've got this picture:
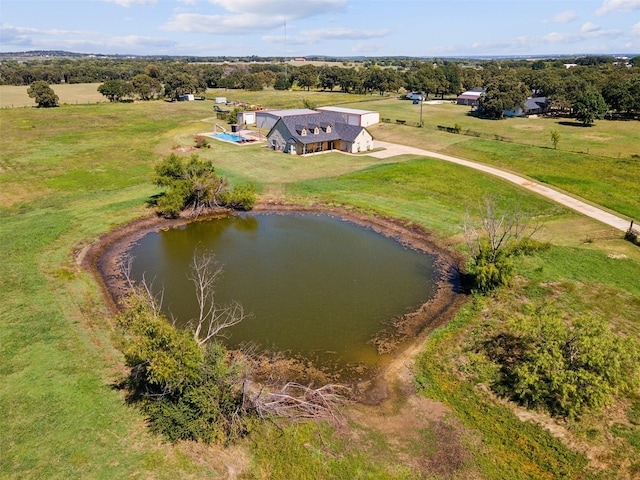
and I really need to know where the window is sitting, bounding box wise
[314,127,319,134]
[301,128,307,136]
[326,125,332,133]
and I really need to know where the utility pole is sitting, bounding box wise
[419,92,424,127]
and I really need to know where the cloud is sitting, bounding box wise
[544,10,578,23]
[165,0,348,36]
[103,0,157,6]
[263,27,390,45]
[596,0,640,15]
[580,22,600,33]
[0,22,175,54]
[163,13,283,34]
[632,21,640,35]
[207,0,347,18]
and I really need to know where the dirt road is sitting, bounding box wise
[369,141,637,234]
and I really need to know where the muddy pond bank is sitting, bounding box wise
[82,203,467,403]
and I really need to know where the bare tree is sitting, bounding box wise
[188,252,249,346]
[245,381,350,424]
[463,195,541,264]
[120,256,164,318]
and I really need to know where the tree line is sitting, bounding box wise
[7,56,639,117]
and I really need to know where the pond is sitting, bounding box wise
[127,212,439,379]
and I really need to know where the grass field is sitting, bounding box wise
[2,86,640,478]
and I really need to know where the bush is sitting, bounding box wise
[483,313,640,419]
[220,183,257,211]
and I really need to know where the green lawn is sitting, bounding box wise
[2,91,639,478]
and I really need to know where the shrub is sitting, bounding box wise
[483,313,640,419]
[220,183,257,211]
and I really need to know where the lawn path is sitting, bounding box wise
[369,141,638,234]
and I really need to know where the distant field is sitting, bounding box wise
[0,83,107,108]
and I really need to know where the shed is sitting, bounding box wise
[237,111,257,125]
[215,97,227,104]
[315,106,380,127]
[456,88,485,107]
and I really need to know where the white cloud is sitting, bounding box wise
[263,27,389,45]
[163,13,283,33]
[165,0,348,36]
[104,0,157,6]
[581,22,600,33]
[596,0,640,15]
[632,21,640,34]
[207,0,346,18]
[545,10,578,23]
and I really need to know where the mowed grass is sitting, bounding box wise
[1,89,639,478]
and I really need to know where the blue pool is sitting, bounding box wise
[212,132,244,143]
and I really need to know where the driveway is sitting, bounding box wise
[369,141,637,234]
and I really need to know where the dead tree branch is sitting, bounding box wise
[188,251,249,346]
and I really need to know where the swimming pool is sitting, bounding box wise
[212,132,244,143]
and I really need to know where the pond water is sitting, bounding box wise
[127,213,438,378]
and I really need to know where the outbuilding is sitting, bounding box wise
[315,106,380,127]
[237,111,257,125]
[255,108,318,130]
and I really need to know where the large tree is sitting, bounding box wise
[572,90,608,126]
[131,73,162,100]
[294,64,318,91]
[479,75,529,118]
[97,79,133,102]
[27,80,59,108]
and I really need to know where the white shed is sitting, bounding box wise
[215,97,227,104]
[237,111,257,125]
[315,106,380,127]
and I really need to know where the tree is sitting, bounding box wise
[573,90,607,126]
[550,129,560,150]
[163,72,201,100]
[294,64,318,91]
[98,79,132,102]
[153,154,256,217]
[463,196,544,293]
[27,80,59,107]
[479,75,529,118]
[131,73,162,100]
[484,313,640,419]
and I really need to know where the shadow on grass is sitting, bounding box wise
[557,121,588,127]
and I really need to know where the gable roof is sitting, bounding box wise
[270,111,368,145]
[524,96,548,111]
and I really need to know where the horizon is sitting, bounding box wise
[2,1,640,58]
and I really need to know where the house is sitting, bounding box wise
[266,111,374,155]
[456,88,485,107]
[315,106,380,127]
[256,108,318,130]
[504,96,550,117]
[406,92,423,101]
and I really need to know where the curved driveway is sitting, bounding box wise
[368,141,637,234]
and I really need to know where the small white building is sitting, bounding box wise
[315,106,380,127]
[214,97,227,104]
[237,111,257,125]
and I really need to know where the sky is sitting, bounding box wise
[1,0,639,58]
